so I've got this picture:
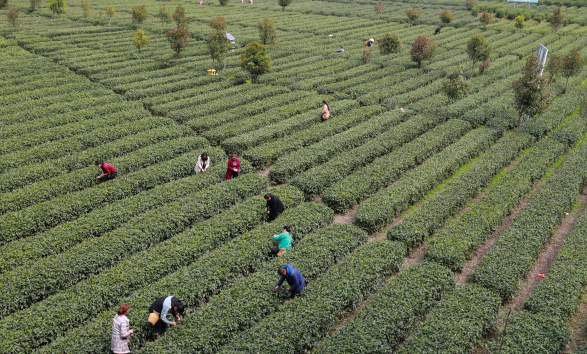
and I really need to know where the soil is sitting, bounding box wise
[333,204,357,224]
[566,293,587,353]
[256,165,271,178]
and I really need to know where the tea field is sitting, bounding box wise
[1,0,587,352]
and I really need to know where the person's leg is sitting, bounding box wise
[268,248,279,257]
[268,212,277,221]
[290,291,298,299]
[153,319,164,336]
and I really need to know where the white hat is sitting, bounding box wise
[369,38,374,42]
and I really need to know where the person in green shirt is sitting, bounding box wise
[268,225,292,257]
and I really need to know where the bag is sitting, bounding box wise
[277,248,287,257]
[322,112,329,120]
[148,311,160,325]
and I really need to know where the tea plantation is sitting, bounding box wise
[1,0,587,352]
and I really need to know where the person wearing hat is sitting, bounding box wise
[194,152,210,173]
[264,192,285,221]
[274,264,305,298]
[269,225,292,257]
[366,38,374,47]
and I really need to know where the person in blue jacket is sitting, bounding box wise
[148,296,185,337]
[274,264,305,298]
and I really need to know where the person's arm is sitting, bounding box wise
[274,233,283,241]
[120,318,131,339]
[204,158,210,170]
[276,275,285,287]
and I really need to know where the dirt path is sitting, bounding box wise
[256,165,272,178]
[333,204,357,224]
[566,292,587,353]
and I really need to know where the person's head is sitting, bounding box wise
[283,225,291,233]
[117,304,129,316]
[322,100,329,109]
[231,153,238,160]
[201,152,208,160]
[95,160,104,167]
[264,192,272,201]
[278,267,287,276]
[340,46,343,49]
[173,301,185,314]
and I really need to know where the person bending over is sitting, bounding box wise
[264,192,284,221]
[148,296,185,338]
[269,225,292,257]
[95,160,117,181]
[274,264,305,298]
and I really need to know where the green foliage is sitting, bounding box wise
[219,0,228,6]
[221,240,406,354]
[514,15,525,31]
[466,0,475,10]
[406,7,420,23]
[561,48,585,93]
[6,8,19,32]
[208,30,228,68]
[48,0,66,14]
[512,54,551,132]
[278,0,292,11]
[45,203,336,353]
[493,312,569,353]
[156,4,172,33]
[441,66,470,121]
[425,137,565,271]
[166,26,189,59]
[29,0,42,11]
[378,32,401,59]
[356,126,496,234]
[133,29,150,56]
[80,0,90,17]
[323,119,472,213]
[410,35,438,68]
[479,11,493,30]
[397,284,500,353]
[258,17,277,46]
[471,139,587,300]
[550,6,565,31]
[173,3,190,28]
[389,132,533,249]
[361,46,372,64]
[0,0,8,8]
[105,5,115,26]
[439,9,453,24]
[240,41,272,83]
[1,186,303,353]
[323,262,455,353]
[373,2,383,14]
[466,34,492,73]
[131,5,147,26]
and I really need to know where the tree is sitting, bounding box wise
[0,0,7,9]
[546,54,563,83]
[478,60,490,74]
[81,0,91,18]
[173,4,190,27]
[361,46,372,64]
[219,0,228,6]
[406,8,420,24]
[378,32,401,63]
[48,0,66,14]
[465,0,476,10]
[374,3,383,14]
[466,33,492,74]
[410,35,438,68]
[209,16,226,31]
[561,48,585,93]
[278,0,292,11]
[30,0,42,11]
[440,10,453,24]
[550,6,564,32]
[106,5,115,27]
[257,17,277,46]
[6,8,19,33]
[166,26,189,60]
[512,54,550,132]
[479,11,493,30]
[240,41,272,83]
[514,15,525,31]
[132,5,147,28]
[133,29,150,58]
[156,5,172,34]
[442,65,470,122]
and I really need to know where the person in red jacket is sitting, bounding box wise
[95,160,117,181]
[226,153,240,180]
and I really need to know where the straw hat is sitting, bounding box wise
[369,38,374,42]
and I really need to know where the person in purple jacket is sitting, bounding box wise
[274,264,306,298]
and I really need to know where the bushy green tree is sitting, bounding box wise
[173,3,190,27]
[479,11,493,30]
[514,15,525,31]
[410,35,437,68]
[133,29,150,57]
[278,0,292,11]
[132,5,147,28]
[7,8,19,32]
[166,26,189,60]
[560,48,585,93]
[442,65,470,121]
[546,53,563,83]
[406,8,420,24]
[240,41,272,83]
[157,5,172,34]
[30,0,42,11]
[209,16,226,31]
[48,0,66,14]
[106,5,115,27]
[550,6,564,32]
[440,10,453,24]
[81,0,91,17]
[257,17,277,46]
[466,33,492,74]
[466,0,476,10]
[378,32,401,63]
[512,54,550,132]
[208,17,228,69]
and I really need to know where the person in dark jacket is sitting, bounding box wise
[434,27,441,35]
[148,296,185,337]
[264,192,285,221]
[274,264,305,298]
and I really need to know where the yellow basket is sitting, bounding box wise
[328,35,333,38]
[207,69,217,75]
